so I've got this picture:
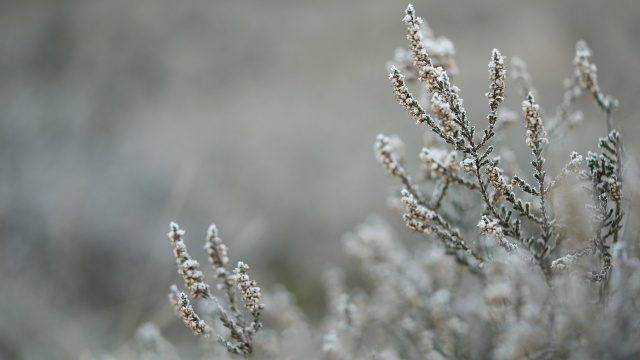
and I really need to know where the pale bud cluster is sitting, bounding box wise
[485,164,513,198]
[573,40,619,111]
[387,20,456,83]
[205,224,230,279]
[478,216,518,253]
[574,40,600,97]
[234,262,264,316]
[412,17,457,76]
[609,176,622,203]
[477,216,502,236]
[522,94,548,149]
[461,158,477,173]
[168,222,212,299]
[431,93,457,138]
[402,4,431,70]
[402,5,444,92]
[389,68,432,125]
[169,285,210,336]
[375,134,406,177]
[568,152,584,172]
[487,49,506,110]
[400,189,436,234]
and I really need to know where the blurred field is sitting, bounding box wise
[1,0,638,358]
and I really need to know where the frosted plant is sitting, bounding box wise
[382,3,627,282]
[134,4,638,359]
[167,222,264,356]
[168,222,212,300]
[372,3,636,358]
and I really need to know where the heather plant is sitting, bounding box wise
[381,4,626,291]
[120,4,637,359]
[167,222,265,355]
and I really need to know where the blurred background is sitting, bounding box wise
[1,0,638,358]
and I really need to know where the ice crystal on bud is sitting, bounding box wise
[609,176,622,203]
[568,152,583,171]
[431,94,457,138]
[401,4,451,94]
[461,158,476,173]
[522,93,548,149]
[389,68,437,126]
[167,223,264,355]
[401,189,435,233]
[169,285,210,336]
[574,40,600,97]
[403,4,431,71]
[573,40,619,114]
[206,224,230,277]
[485,164,512,198]
[477,216,499,235]
[478,216,518,253]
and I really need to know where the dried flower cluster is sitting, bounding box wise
[478,215,518,254]
[111,4,638,359]
[167,222,264,356]
[168,222,212,299]
[368,4,637,359]
[487,49,506,110]
[234,262,264,318]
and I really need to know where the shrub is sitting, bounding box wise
[136,4,638,359]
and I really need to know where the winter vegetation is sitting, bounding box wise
[6,2,637,359]
[102,4,640,359]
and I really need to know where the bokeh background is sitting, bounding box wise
[1,0,639,358]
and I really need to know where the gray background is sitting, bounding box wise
[1,0,639,358]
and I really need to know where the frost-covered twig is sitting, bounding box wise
[384,4,627,291]
[169,222,212,299]
[169,285,210,336]
[167,223,264,356]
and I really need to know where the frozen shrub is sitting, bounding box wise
[121,4,637,359]
[369,4,637,359]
